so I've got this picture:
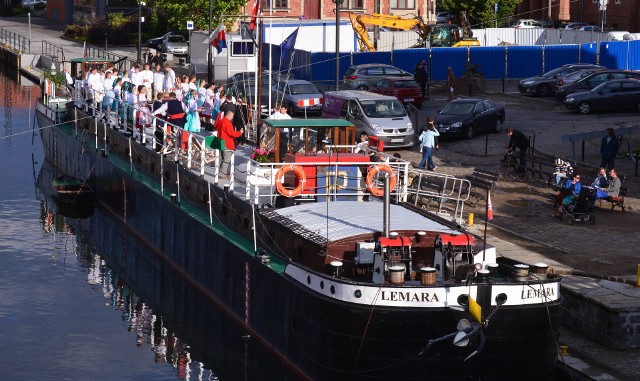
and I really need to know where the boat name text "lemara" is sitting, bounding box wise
[381,291,440,303]
[521,286,555,300]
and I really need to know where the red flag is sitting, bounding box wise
[249,0,260,31]
[487,192,494,221]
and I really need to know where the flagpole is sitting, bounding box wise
[483,187,489,263]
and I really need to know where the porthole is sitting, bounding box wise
[330,285,336,294]
[320,281,324,289]
[457,294,469,306]
[495,293,508,306]
[354,290,362,298]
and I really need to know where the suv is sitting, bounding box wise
[556,70,640,100]
[342,64,412,91]
[271,80,323,115]
[518,64,605,96]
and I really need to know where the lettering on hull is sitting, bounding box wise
[380,291,440,303]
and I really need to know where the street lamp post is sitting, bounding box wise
[105,0,108,53]
[208,0,213,83]
[335,0,340,91]
[137,1,145,62]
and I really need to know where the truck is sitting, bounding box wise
[349,12,480,51]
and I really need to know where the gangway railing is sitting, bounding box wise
[0,27,30,53]
[406,168,471,224]
[41,40,65,64]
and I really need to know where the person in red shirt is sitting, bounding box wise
[218,110,243,151]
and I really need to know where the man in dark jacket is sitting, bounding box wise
[414,59,428,97]
[506,128,530,172]
[150,51,165,68]
[600,128,620,170]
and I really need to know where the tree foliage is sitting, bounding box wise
[439,0,520,28]
[145,0,247,31]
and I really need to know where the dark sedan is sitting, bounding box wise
[564,79,640,114]
[370,78,423,108]
[518,64,604,96]
[147,33,172,50]
[434,99,505,139]
[555,70,640,100]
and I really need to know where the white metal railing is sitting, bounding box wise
[68,87,475,221]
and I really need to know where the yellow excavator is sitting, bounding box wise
[349,12,480,51]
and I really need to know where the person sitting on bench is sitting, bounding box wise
[596,169,620,199]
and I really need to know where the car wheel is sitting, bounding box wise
[357,85,368,91]
[494,119,503,133]
[465,125,474,140]
[588,215,596,225]
[536,84,551,97]
[578,101,591,114]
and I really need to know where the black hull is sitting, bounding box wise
[37,104,562,380]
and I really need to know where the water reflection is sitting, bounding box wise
[36,160,297,381]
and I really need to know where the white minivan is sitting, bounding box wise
[322,90,414,148]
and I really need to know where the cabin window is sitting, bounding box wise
[344,0,364,9]
[390,0,415,9]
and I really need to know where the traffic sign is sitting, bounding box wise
[494,3,498,13]
[186,20,194,30]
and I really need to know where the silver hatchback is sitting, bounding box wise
[342,64,413,91]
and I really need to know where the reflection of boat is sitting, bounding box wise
[52,195,94,219]
[52,175,94,203]
[36,59,563,380]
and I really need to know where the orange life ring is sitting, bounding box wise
[275,164,306,198]
[366,164,397,197]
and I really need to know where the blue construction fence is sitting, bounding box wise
[262,40,640,83]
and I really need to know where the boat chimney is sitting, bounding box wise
[383,174,390,237]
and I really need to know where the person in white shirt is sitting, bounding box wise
[269,104,292,120]
[141,63,153,91]
[152,64,165,98]
[87,67,103,104]
[163,63,175,92]
[130,65,143,87]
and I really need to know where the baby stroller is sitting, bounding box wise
[560,188,596,225]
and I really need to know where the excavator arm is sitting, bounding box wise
[349,13,430,52]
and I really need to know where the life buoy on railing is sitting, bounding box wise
[366,164,397,197]
[275,164,306,198]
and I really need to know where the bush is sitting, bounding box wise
[63,24,85,40]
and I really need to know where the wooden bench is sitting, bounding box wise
[408,175,448,209]
[468,168,499,189]
[463,175,494,207]
[605,186,628,212]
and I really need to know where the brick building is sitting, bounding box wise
[516,0,639,32]
[243,0,435,24]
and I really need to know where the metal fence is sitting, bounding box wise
[0,27,31,53]
[85,45,138,73]
[41,40,65,64]
[273,40,640,82]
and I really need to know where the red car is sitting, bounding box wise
[370,78,423,109]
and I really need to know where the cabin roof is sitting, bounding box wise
[263,201,458,244]
[262,119,354,128]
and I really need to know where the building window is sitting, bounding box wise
[267,0,288,9]
[391,0,416,9]
[344,0,364,9]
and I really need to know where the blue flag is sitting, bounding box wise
[280,27,299,60]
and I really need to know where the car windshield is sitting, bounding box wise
[440,102,475,115]
[394,80,419,88]
[542,68,565,78]
[360,99,407,118]
[289,84,319,95]
[168,36,185,43]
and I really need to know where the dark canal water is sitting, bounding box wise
[0,69,291,380]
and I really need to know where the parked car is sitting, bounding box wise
[147,33,173,50]
[271,80,323,115]
[342,64,412,91]
[578,25,602,32]
[228,79,271,118]
[370,78,423,108]
[555,70,640,100]
[434,99,505,139]
[564,22,588,30]
[553,68,607,91]
[323,91,413,148]
[518,64,605,96]
[155,34,188,55]
[510,19,544,28]
[564,79,640,114]
[436,12,452,23]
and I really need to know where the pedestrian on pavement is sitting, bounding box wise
[151,51,165,67]
[600,128,620,170]
[447,66,456,101]
[505,128,530,172]
[414,59,428,97]
[417,117,440,170]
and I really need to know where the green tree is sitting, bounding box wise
[145,0,247,31]
[439,0,519,28]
